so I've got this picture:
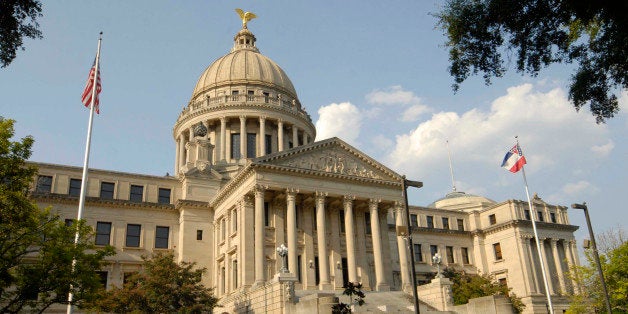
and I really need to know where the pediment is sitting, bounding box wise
[252,137,401,182]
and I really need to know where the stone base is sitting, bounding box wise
[375,283,391,291]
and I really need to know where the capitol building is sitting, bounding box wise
[30,15,581,314]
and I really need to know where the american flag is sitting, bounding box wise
[81,58,102,113]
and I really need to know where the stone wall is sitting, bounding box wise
[416,277,454,311]
[452,295,515,314]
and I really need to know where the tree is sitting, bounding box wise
[0,0,43,68]
[567,227,627,313]
[331,282,366,314]
[443,268,525,313]
[436,0,628,123]
[0,117,115,313]
[88,252,219,313]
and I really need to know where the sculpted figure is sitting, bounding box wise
[235,8,257,29]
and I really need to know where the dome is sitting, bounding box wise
[190,28,298,103]
[427,191,496,209]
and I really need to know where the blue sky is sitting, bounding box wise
[1,1,626,251]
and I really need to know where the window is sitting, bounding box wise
[197,229,203,240]
[430,245,438,258]
[96,271,108,289]
[246,133,256,158]
[221,219,226,241]
[550,212,556,223]
[232,209,238,232]
[339,210,345,233]
[247,90,254,101]
[288,141,293,149]
[537,211,544,222]
[413,244,423,262]
[263,92,269,103]
[524,209,531,220]
[69,178,82,196]
[155,226,169,249]
[264,202,270,226]
[231,90,239,101]
[442,217,449,230]
[126,224,141,247]
[95,222,112,246]
[493,243,503,260]
[231,133,241,159]
[457,219,464,231]
[129,185,143,203]
[446,246,454,263]
[265,134,272,154]
[100,182,114,199]
[489,214,497,225]
[461,247,470,264]
[364,212,371,234]
[35,175,52,193]
[410,214,418,228]
[158,188,171,204]
[426,216,434,228]
[233,260,238,288]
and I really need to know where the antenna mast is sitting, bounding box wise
[446,140,457,192]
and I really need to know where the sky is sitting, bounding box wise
[1,1,626,254]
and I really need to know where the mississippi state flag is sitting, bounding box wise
[501,144,526,173]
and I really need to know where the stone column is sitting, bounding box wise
[186,128,194,164]
[253,185,266,287]
[370,199,389,291]
[565,239,580,294]
[539,239,555,294]
[277,119,284,152]
[395,204,411,291]
[292,125,299,148]
[220,117,226,161]
[344,195,358,283]
[316,192,332,289]
[259,116,266,156]
[527,237,542,293]
[239,116,246,159]
[240,196,255,287]
[303,132,308,146]
[518,236,536,294]
[286,189,298,275]
[551,239,566,294]
[177,135,185,173]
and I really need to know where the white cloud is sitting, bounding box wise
[371,134,394,152]
[315,102,362,145]
[401,104,430,122]
[561,180,598,196]
[366,85,423,106]
[591,140,614,157]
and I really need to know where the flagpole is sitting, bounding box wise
[67,32,102,314]
[518,139,554,314]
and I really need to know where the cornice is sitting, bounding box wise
[31,193,176,212]
[174,199,210,210]
[28,161,178,181]
[471,219,579,236]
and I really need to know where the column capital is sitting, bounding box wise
[220,116,227,123]
[286,188,299,199]
[239,115,246,122]
[369,198,381,208]
[254,184,267,197]
[277,118,283,124]
[259,115,267,122]
[315,191,328,200]
[343,195,355,207]
[241,195,254,207]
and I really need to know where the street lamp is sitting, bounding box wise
[571,202,612,314]
[402,175,423,314]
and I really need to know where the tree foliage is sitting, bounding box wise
[436,0,628,123]
[443,268,525,313]
[88,252,219,313]
[0,117,115,313]
[331,282,366,314]
[567,227,627,313]
[0,0,43,68]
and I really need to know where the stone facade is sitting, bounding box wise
[28,19,580,314]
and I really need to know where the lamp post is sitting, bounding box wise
[402,175,423,314]
[571,202,612,314]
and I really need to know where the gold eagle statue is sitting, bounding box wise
[235,8,257,29]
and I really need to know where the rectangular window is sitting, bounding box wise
[524,210,531,220]
[36,175,52,193]
[446,246,454,263]
[364,212,371,235]
[96,271,108,289]
[246,133,256,158]
[489,214,496,225]
[221,219,226,241]
[461,247,470,264]
[100,182,114,200]
[158,188,171,204]
[339,210,345,233]
[457,219,464,231]
[426,216,434,228]
[430,245,438,259]
[410,214,418,228]
[232,210,238,232]
[155,226,169,249]
[231,133,241,159]
[493,243,503,260]
[442,217,449,230]
[537,211,544,222]
[129,185,143,203]
[233,260,238,288]
[413,244,423,262]
[69,178,82,196]
[247,90,255,101]
[231,90,239,101]
[550,212,556,223]
[196,229,203,240]
[288,141,293,149]
[126,224,141,247]
[95,222,112,246]
[264,202,270,226]
[263,92,269,103]
[265,134,272,154]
